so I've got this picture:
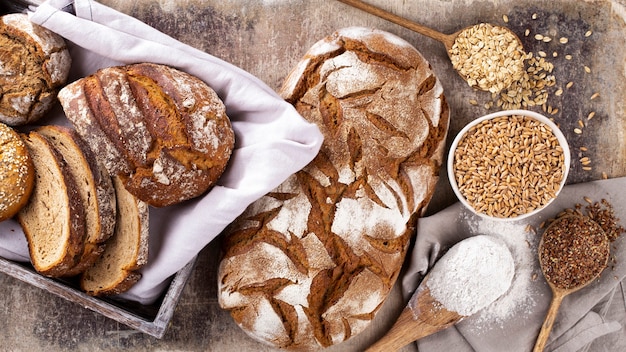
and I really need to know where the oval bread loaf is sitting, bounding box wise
[0,13,71,126]
[58,63,235,207]
[218,27,449,350]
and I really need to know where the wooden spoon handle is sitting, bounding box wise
[533,292,566,352]
[366,306,459,352]
[336,0,453,47]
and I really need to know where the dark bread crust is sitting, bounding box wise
[218,27,450,350]
[58,63,235,207]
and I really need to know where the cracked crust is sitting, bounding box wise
[0,13,71,126]
[58,63,235,207]
[218,27,450,350]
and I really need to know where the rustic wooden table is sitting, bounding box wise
[1,0,624,351]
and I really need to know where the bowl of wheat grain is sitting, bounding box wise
[448,109,570,220]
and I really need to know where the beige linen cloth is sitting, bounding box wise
[403,177,626,352]
[0,0,323,305]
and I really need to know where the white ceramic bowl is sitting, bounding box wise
[447,109,571,221]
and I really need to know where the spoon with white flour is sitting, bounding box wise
[337,0,526,93]
[366,235,515,352]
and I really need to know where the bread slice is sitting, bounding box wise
[17,131,86,277]
[36,125,117,276]
[81,176,149,296]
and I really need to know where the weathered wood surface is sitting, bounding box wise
[1,0,624,351]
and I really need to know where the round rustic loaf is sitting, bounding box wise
[0,122,34,221]
[218,27,449,350]
[58,63,235,207]
[0,13,71,126]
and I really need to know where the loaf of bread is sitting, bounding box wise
[36,125,117,277]
[218,27,449,350]
[0,13,71,126]
[58,63,235,207]
[81,176,149,296]
[17,131,86,277]
[0,122,34,221]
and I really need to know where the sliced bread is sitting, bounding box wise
[36,125,117,276]
[80,176,149,296]
[17,131,86,277]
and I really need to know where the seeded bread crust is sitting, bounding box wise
[37,125,116,277]
[17,131,86,277]
[0,122,34,221]
[58,63,235,207]
[218,27,449,350]
[80,176,149,296]
[0,13,71,126]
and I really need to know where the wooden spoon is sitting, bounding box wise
[337,0,525,92]
[533,215,610,352]
[367,235,514,351]
[365,280,463,352]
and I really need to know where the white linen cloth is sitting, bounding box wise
[0,0,323,305]
[403,177,626,352]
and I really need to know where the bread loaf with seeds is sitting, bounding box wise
[0,122,34,221]
[218,27,449,350]
[58,63,235,207]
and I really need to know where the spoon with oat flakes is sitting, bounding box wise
[337,0,526,93]
[534,215,610,352]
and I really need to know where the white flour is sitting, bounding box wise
[464,212,542,332]
[425,235,515,316]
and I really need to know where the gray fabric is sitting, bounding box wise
[402,177,626,351]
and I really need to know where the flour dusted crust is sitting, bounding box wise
[0,13,71,126]
[218,27,449,350]
[58,63,235,207]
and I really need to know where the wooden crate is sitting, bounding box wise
[0,255,196,338]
